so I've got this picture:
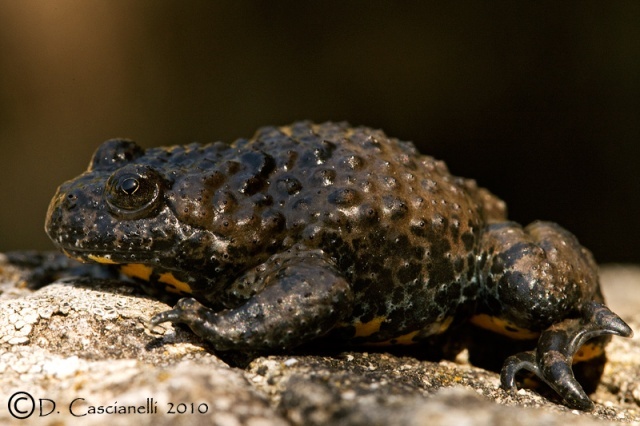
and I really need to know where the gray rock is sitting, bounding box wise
[0,254,639,425]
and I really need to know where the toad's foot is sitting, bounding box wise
[500,301,632,410]
[150,247,353,351]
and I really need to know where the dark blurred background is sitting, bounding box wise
[1,1,638,263]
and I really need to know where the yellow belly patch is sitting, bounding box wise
[361,316,454,346]
[431,316,454,335]
[470,314,540,340]
[87,254,118,264]
[573,342,604,363]
[119,264,193,295]
[158,272,193,294]
[120,263,153,282]
[365,330,420,347]
[353,316,386,337]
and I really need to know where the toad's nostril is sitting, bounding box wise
[62,192,79,210]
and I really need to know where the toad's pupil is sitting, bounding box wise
[120,177,139,195]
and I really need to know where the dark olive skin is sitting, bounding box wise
[45,121,631,410]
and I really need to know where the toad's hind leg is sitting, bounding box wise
[150,247,353,351]
[478,221,633,409]
[500,302,632,410]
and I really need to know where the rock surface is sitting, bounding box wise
[0,254,639,425]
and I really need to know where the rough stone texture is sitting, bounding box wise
[0,254,639,425]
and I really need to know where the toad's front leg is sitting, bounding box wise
[150,247,353,351]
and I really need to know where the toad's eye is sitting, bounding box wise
[106,166,164,219]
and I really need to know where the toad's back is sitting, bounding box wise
[162,121,507,341]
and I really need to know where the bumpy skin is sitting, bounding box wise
[45,121,631,410]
